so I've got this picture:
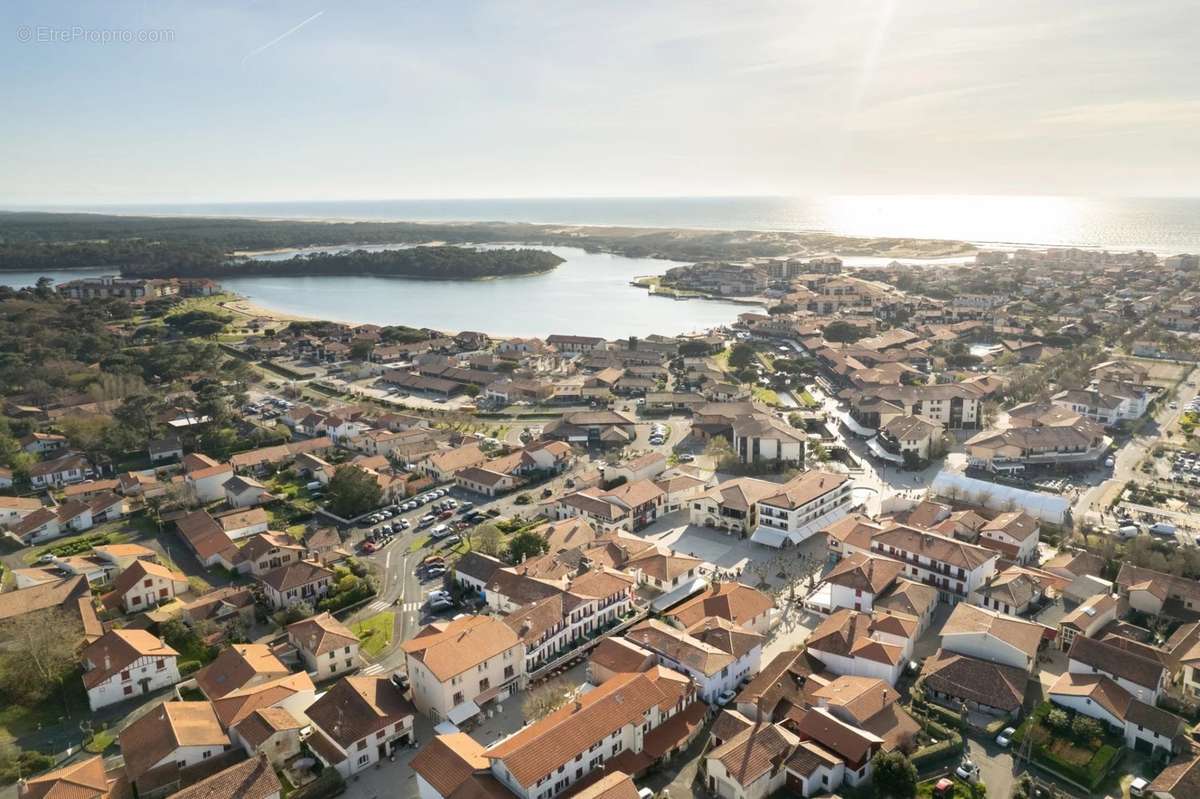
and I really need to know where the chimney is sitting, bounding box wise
[104,654,111,671]
[574,700,583,713]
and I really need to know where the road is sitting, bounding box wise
[1073,365,1199,527]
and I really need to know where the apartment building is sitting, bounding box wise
[751,470,855,547]
[402,615,526,724]
[690,477,780,537]
[869,525,998,604]
[483,667,701,799]
[625,619,763,703]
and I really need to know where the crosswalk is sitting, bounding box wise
[397,602,422,613]
[360,663,386,676]
[366,600,392,613]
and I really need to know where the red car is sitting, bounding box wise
[437,510,454,520]
[360,540,378,554]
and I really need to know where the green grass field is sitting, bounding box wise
[352,612,395,658]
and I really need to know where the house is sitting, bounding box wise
[940,603,1045,673]
[750,470,854,548]
[410,733,496,799]
[402,614,526,724]
[106,559,189,614]
[118,701,232,798]
[287,612,361,680]
[654,473,708,513]
[868,524,999,604]
[1057,594,1120,652]
[606,452,667,484]
[15,755,127,799]
[8,501,94,545]
[258,561,335,610]
[689,477,780,538]
[920,649,1026,717]
[822,513,886,561]
[1117,563,1200,618]
[223,475,274,509]
[305,676,416,777]
[453,551,505,595]
[1049,672,1187,756]
[164,753,281,799]
[874,579,939,636]
[965,412,1108,473]
[1147,750,1200,799]
[454,466,519,497]
[875,415,942,463]
[421,444,488,484]
[705,722,802,799]
[731,414,806,467]
[664,582,775,636]
[1068,635,1167,704]
[481,667,702,799]
[540,411,637,447]
[0,575,101,643]
[148,436,184,463]
[546,334,607,353]
[977,511,1040,564]
[804,609,913,686]
[238,533,306,578]
[20,432,68,455]
[82,629,180,710]
[192,644,291,700]
[182,455,234,503]
[587,637,657,685]
[554,480,665,533]
[182,586,257,630]
[216,508,270,541]
[0,496,42,527]
[625,618,763,703]
[229,710,305,768]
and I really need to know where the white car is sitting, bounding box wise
[954,760,980,783]
[995,727,1016,747]
[1130,777,1149,797]
[427,589,452,602]
[715,689,737,706]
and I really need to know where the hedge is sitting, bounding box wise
[178,659,202,676]
[911,738,962,770]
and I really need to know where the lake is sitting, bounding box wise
[0,248,762,339]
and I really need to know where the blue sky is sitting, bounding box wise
[2,0,1198,204]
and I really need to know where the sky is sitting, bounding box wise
[2,0,1199,205]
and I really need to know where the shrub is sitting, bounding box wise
[910,738,960,770]
[1071,715,1103,743]
[1045,708,1071,732]
[178,659,202,676]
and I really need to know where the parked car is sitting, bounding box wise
[954,760,980,784]
[427,589,452,602]
[423,564,447,578]
[442,535,462,547]
[995,727,1016,747]
[1130,777,1149,797]
[359,541,378,554]
[390,672,409,690]
[428,597,453,611]
[715,689,737,706]
[437,510,454,520]
[430,524,451,538]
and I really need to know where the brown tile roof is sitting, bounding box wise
[210,672,315,728]
[625,620,734,677]
[82,630,178,690]
[792,708,881,766]
[665,582,774,630]
[567,568,635,600]
[821,513,883,550]
[813,676,899,725]
[182,586,255,623]
[402,615,521,682]
[735,649,826,720]
[701,477,780,513]
[871,524,996,571]
[410,734,490,798]
[785,740,843,778]
[822,553,904,595]
[305,676,415,750]
[229,707,304,750]
[484,670,683,788]
[540,518,598,553]
[259,560,333,592]
[588,637,655,676]
[982,511,1039,542]
[0,575,91,621]
[687,617,765,659]
[1068,635,1165,690]
[759,471,849,510]
[193,644,289,699]
[1149,750,1200,797]
[119,702,230,782]
[1049,672,1133,720]
[164,754,280,799]
[707,722,799,787]
[108,559,186,601]
[18,755,110,799]
[921,649,1026,713]
[941,603,1046,661]
[874,578,937,620]
[566,772,639,799]
[287,611,358,657]
[175,511,237,562]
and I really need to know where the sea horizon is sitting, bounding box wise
[6,194,1200,255]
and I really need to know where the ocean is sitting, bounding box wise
[21,195,1200,254]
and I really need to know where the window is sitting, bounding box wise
[357,741,367,751]
[453,692,464,705]
[479,678,490,692]
[121,670,130,680]
[202,751,211,759]
[143,579,153,588]
[156,659,165,671]
[123,685,133,695]
[358,754,370,766]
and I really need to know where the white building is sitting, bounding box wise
[750,470,855,547]
[82,629,180,710]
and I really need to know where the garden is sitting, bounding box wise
[351,612,394,658]
[1010,703,1123,792]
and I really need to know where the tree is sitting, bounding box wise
[523,679,572,722]
[824,320,864,343]
[704,435,737,471]
[471,523,505,557]
[728,343,756,369]
[327,465,383,518]
[1045,708,1071,732]
[1071,715,1102,743]
[0,608,80,708]
[870,750,917,799]
[509,530,549,563]
[350,340,374,361]
[114,393,165,446]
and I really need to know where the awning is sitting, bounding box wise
[751,526,790,548]
[651,577,708,613]
[836,411,876,437]
[866,437,904,464]
[434,721,461,736]
[447,700,481,725]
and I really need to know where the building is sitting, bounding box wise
[814,553,904,614]
[118,701,231,798]
[868,525,998,604]
[804,609,914,686]
[165,754,281,799]
[29,452,95,489]
[939,603,1045,673]
[287,612,361,680]
[82,629,180,710]
[751,471,855,548]
[977,511,1040,564]
[690,477,780,538]
[306,676,416,777]
[625,619,763,703]
[402,615,525,724]
[663,582,775,636]
[482,667,702,799]
[191,644,291,700]
[1056,594,1120,652]
[920,649,1026,717]
[15,755,127,799]
[106,559,190,614]
[731,414,806,466]
[1068,635,1167,705]
[258,561,334,610]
